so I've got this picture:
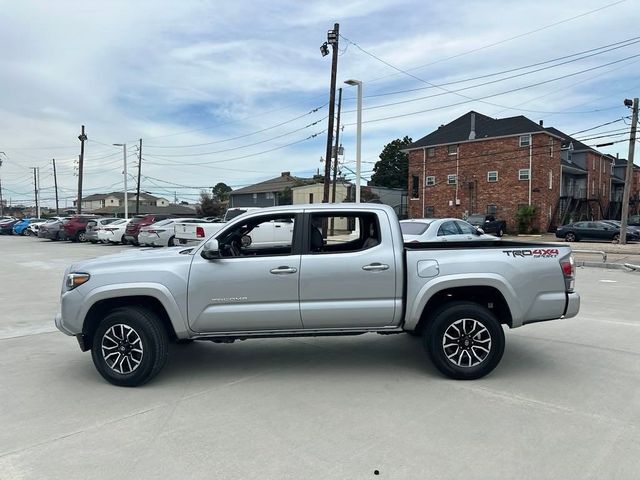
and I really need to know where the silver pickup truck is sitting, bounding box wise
[55,204,579,387]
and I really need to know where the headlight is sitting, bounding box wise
[66,273,90,290]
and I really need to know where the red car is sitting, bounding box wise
[63,215,99,242]
[123,214,172,245]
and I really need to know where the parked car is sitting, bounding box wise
[138,218,202,247]
[27,218,50,236]
[55,204,579,387]
[0,218,20,235]
[123,214,172,245]
[555,221,639,243]
[628,215,640,227]
[466,214,507,237]
[400,218,499,243]
[63,215,99,242]
[39,218,71,241]
[85,218,120,243]
[98,219,131,244]
[12,218,36,236]
[601,220,640,236]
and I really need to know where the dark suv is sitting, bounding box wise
[123,214,172,245]
[63,215,99,242]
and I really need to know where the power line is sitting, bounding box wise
[360,36,640,100]
[357,0,627,86]
[570,117,630,136]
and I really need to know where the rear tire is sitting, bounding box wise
[77,230,87,242]
[423,301,505,380]
[91,306,169,387]
[21,229,29,236]
[497,227,504,238]
[612,233,620,244]
[168,236,175,247]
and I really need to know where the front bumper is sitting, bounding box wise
[55,312,74,336]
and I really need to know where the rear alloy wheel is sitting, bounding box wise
[565,232,577,242]
[91,306,168,387]
[424,301,505,380]
[77,230,87,242]
[612,233,620,244]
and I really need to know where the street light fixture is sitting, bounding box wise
[345,79,363,203]
[113,143,128,219]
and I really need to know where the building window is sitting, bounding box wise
[487,204,497,215]
[427,147,435,157]
[447,174,457,185]
[549,137,554,157]
[411,175,419,198]
[265,192,274,200]
[519,169,530,180]
[425,206,435,217]
[487,171,498,182]
[519,135,531,147]
[309,193,314,203]
[426,176,435,186]
[447,145,458,156]
[548,171,553,190]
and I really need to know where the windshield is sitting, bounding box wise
[400,222,431,235]
[467,215,484,224]
[130,216,146,224]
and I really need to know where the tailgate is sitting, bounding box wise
[174,223,200,240]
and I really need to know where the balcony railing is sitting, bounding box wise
[560,186,587,199]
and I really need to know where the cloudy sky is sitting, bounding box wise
[1,0,639,207]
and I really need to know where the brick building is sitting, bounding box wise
[405,111,637,232]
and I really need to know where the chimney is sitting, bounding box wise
[539,120,544,127]
[468,112,476,140]
[281,171,290,177]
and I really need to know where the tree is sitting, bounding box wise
[211,182,232,203]
[197,191,225,217]
[370,136,412,189]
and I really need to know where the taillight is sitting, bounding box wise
[560,255,575,292]
[196,226,205,238]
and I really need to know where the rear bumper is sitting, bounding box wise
[564,292,580,319]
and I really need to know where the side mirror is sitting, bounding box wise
[201,239,220,260]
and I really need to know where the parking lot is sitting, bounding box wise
[1,235,640,480]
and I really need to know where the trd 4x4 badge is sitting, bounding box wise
[503,248,559,258]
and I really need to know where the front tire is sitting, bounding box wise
[565,232,577,242]
[612,233,620,244]
[91,307,169,387]
[424,301,505,380]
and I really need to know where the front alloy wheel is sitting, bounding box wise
[91,306,168,387]
[565,232,576,242]
[101,324,144,374]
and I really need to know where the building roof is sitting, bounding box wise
[406,111,561,150]
[543,127,596,153]
[230,172,312,195]
[90,204,197,216]
[81,191,164,202]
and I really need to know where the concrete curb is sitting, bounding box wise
[576,260,640,271]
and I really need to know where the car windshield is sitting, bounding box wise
[151,219,174,227]
[467,215,484,224]
[130,216,146,224]
[111,219,127,225]
[400,222,431,235]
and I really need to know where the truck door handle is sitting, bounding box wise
[362,263,389,271]
[270,266,298,274]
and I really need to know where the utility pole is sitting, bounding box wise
[135,138,142,215]
[0,152,4,218]
[77,125,87,214]
[322,23,339,203]
[620,97,638,245]
[52,158,59,216]
[331,87,343,205]
[32,167,39,217]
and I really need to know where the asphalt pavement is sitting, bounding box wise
[1,235,639,480]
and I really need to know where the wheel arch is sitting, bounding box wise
[83,296,177,351]
[413,285,514,336]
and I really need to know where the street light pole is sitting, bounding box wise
[620,98,638,245]
[345,79,363,203]
[114,143,128,219]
